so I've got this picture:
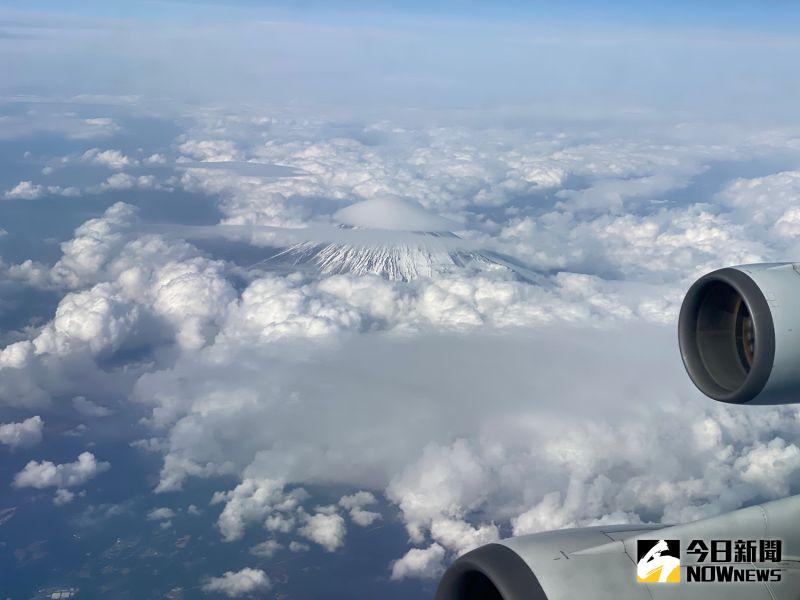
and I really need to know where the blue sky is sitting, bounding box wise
[4,0,800,121]
[4,0,800,30]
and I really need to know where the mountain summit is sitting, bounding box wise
[270,198,537,282]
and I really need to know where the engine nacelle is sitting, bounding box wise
[435,495,800,600]
[436,263,800,599]
[679,263,800,404]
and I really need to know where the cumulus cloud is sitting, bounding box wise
[42,201,140,288]
[72,396,113,417]
[249,539,282,557]
[339,491,381,526]
[212,478,284,541]
[734,438,800,497]
[430,519,500,556]
[298,512,346,552]
[34,283,143,356]
[202,568,270,598]
[99,173,155,191]
[387,439,496,545]
[4,180,44,200]
[0,416,44,449]
[144,153,167,164]
[0,201,237,407]
[80,148,136,170]
[53,489,75,506]
[179,140,240,162]
[147,507,176,521]
[13,452,110,503]
[211,478,307,542]
[390,543,445,580]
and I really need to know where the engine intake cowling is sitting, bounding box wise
[436,496,800,599]
[435,543,548,600]
[679,263,800,404]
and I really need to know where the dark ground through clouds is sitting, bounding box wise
[0,432,432,599]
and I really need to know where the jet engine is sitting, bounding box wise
[435,263,800,600]
[679,263,800,405]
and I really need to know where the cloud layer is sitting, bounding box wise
[3,105,800,587]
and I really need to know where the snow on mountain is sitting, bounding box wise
[266,198,539,282]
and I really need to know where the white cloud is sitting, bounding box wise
[212,478,285,542]
[144,153,167,164]
[4,181,44,200]
[147,507,176,521]
[0,416,43,449]
[734,438,800,497]
[387,440,492,544]
[429,519,500,556]
[50,185,82,197]
[298,512,346,552]
[202,568,270,598]
[390,543,445,581]
[13,452,110,491]
[179,140,239,162]
[289,541,309,553]
[81,148,135,170]
[83,118,120,136]
[210,478,306,542]
[339,491,381,527]
[0,202,238,407]
[335,196,457,231]
[53,488,75,506]
[34,283,142,356]
[49,201,140,288]
[265,513,295,533]
[131,437,168,453]
[99,173,155,191]
[72,396,113,417]
[249,539,282,557]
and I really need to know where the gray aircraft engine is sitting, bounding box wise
[679,263,800,405]
[435,263,800,600]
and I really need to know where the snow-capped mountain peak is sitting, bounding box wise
[262,198,536,282]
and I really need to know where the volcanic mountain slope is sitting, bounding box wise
[280,231,519,281]
[265,198,540,282]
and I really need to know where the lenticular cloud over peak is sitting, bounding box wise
[334,197,458,232]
